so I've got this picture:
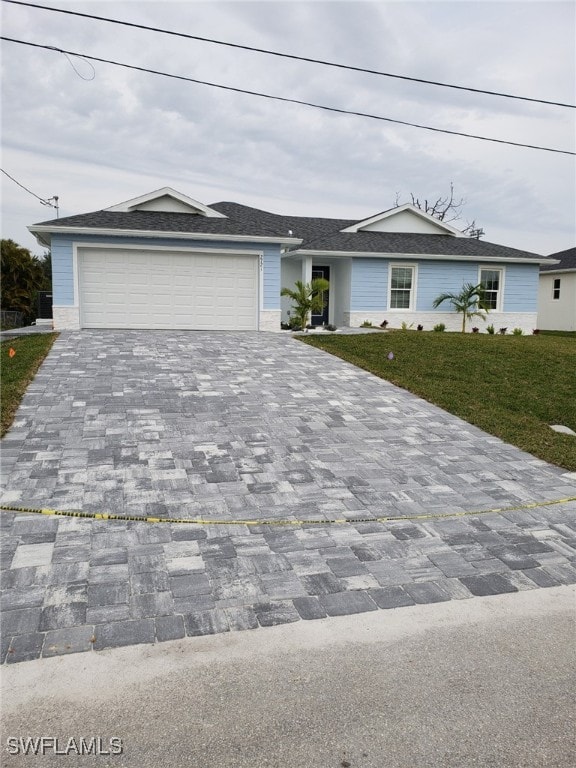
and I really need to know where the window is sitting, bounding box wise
[479,268,503,310]
[553,278,561,300]
[390,265,415,309]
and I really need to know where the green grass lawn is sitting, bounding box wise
[301,331,576,471]
[1,333,58,437]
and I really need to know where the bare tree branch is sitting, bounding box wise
[396,183,483,236]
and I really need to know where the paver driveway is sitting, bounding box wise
[1,330,575,662]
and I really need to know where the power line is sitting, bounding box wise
[3,0,575,110]
[1,168,59,213]
[2,36,574,157]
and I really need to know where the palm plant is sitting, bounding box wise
[432,282,489,333]
[281,278,330,331]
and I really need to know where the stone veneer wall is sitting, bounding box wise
[345,312,539,334]
[259,310,282,332]
[53,306,81,330]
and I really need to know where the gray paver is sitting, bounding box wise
[318,591,378,616]
[39,602,87,631]
[369,586,416,609]
[155,614,185,642]
[93,619,155,650]
[184,609,230,636]
[6,632,44,663]
[0,330,575,662]
[43,626,95,656]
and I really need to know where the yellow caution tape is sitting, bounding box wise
[0,496,575,526]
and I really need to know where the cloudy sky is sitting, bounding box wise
[1,0,575,256]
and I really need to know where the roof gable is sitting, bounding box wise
[105,187,227,217]
[341,204,466,236]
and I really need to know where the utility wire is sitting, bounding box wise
[3,0,575,110]
[2,37,574,156]
[1,168,58,211]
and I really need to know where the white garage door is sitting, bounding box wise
[78,248,260,330]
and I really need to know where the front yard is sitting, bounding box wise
[301,331,576,471]
[1,333,58,436]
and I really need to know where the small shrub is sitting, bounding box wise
[417,324,424,331]
[280,322,291,330]
[499,327,508,335]
[433,323,446,332]
[401,321,414,330]
[486,324,495,335]
[533,328,541,335]
[380,320,389,328]
[472,327,479,333]
[512,327,523,336]
[360,320,373,328]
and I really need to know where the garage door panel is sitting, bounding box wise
[79,248,259,330]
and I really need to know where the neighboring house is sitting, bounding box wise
[29,187,557,333]
[538,247,576,332]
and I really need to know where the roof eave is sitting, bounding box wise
[286,249,550,264]
[27,225,302,247]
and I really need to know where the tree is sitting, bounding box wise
[1,239,49,323]
[281,278,330,331]
[432,282,489,333]
[395,183,483,238]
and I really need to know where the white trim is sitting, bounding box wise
[289,249,549,265]
[259,253,264,326]
[478,265,505,312]
[540,268,575,275]
[28,225,301,247]
[72,246,80,307]
[388,263,418,311]
[104,187,227,217]
[341,204,466,236]
[74,242,263,256]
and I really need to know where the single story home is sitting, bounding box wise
[29,187,558,333]
[537,247,576,332]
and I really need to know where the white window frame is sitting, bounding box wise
[478,266,505,312]
[553,278,561,300]
[388,263,417,311]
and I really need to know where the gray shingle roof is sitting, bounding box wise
[33,200,551,262]
[541,246,576,271]
[211,203,548,261]
[32,208,288,238]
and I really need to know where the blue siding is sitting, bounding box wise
[416,261,478,311]
[350,259,388,311]
[502,263,539,311]
[52,235,75,306]
[262,245,280,310]
[50,234,282,310]
[347,258,540,314]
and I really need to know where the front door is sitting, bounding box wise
[311,266,330,326]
